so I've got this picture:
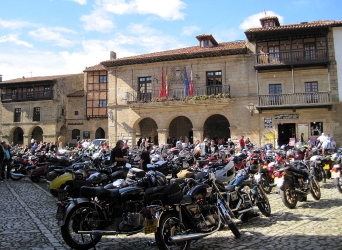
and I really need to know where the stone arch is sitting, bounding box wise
[95,127,106,139]
[30,126,44,143]
[136,117,158,142]
[203,114,230,140]
[168,116,193,143]
[11,127,24,145]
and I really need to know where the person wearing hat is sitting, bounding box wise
[1,141,12,179]
[0,141,5,180]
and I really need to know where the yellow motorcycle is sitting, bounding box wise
[48,172,73,196]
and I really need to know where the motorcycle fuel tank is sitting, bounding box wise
[119,186,145,201]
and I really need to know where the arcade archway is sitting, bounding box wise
[138,118,158,143]
[95,127,106,139]
[13,127,24,145]
[31,126,43,143]
[169,116,193,143]
[203,114,230,140]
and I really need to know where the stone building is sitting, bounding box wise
[0,74,83,145]
[101,17,342,147]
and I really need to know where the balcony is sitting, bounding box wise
[257,91,332,111]
[255,49,328,69]
[1,90,54,102]
[126,85,230,104]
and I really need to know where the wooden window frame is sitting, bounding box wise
[14,108,21,122]
[269,84,282,105]
[33,107,40,121]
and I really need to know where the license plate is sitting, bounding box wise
[332,171,341,178]
[144,218,158,234]
[276,177,284,188]
[56,206,64,220]
[323,164,330,170]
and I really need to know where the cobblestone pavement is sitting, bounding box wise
[1,178,342,250]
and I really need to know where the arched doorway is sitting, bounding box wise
[138,118,158,143]
[13,127,24,145]
[32,126,43,143]
[203,114,230,140]
[169,116,193,143]
[95,127,105,139]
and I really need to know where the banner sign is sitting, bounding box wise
[275,114,299,119]
[264,118,273,128]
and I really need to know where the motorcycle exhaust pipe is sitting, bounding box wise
[78,228,143,236]
[11,173,28,178]
[237,208,254,214]
[169,218,221,243]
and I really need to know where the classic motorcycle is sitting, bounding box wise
[143,170,241,250]
[331,152,342,193]
[275,162,321,209]
[56,168,166,250]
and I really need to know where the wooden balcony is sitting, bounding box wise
[255,49,329,69]
[257,91,332,111]
[125,85,230,104]
[1,90,54,102]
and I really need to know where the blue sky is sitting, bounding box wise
[0,0,341,80]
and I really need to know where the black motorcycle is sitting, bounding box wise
[275,162,321,209]
[56,168,166,250]
[143,170,241,250]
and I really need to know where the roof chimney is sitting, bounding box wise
[260,16,280,28]
[0,75,2,82]
[110,51,117,60]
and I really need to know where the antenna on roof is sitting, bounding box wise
[28,71,32,77]
[264,8,267,16]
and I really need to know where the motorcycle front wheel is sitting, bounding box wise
[255,186,271,217]
[279,181,298,209]
[9,165,23,181]
[260,175,272,194]
[61,203,104,250]
[310,178,321,200]
[155,212,191,250]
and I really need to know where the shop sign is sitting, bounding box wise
[264,118,272,128]
[275,114,299,119]
[83,131,90,139]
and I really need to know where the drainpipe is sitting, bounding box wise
[115,69,118,142]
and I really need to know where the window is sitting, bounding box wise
[11,89,17,96]
[206,71,222,95]
[269,84,282,104]
[72,129,81,139]
[14,108,21,122]
[137,77,152,101]
[310,122,323,136]
[305,81,318,103]
[268,46,280,63]
[75,111,79,116]
[99,75,107,83]
[26,87,34,98]
[99,100,107,107]
[304,43,316,60]
[33,107,40,121]
[61,109,64,115]
[44,86,50,92]
[202,40,209,48]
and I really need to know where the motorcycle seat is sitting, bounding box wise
[130,168,145,174]
[80,186,120,198]
[226,185,235,192]
[179,195,192,204]
[54,169,65,174]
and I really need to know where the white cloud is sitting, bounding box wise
[80,9,115,32]
[0,34,33,48]
[29,27,76,47]
[239,11,284,30]
[0,18,33,29]
[97,0,186,20]
[126,23,160,35]
[181,25,200,36]
[72,0,87,4]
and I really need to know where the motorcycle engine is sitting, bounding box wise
[117,202,144,232]
[46,171,58,181]
[186,204,218,232]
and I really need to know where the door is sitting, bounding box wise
[269,84,282,105]
[138,77,152,102]
[278,123,296,146]
[305,81,318,103]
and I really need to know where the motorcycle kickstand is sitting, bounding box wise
[90,234,97,250]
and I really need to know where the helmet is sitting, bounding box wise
[280,145,286,150]
[176,141,183,150]
[249,164,259,174]
[216,161,235,182]
[151,154,161,163]
[74,169,87,180]
[286,149,294,158]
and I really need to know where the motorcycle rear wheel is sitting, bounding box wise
[279,181,297,209]
[61,203,104,250]
[9,165,23,181]
[336,178,342,194]
[310,178,321,200]
[155,212,191,250]
[256,187,271,217]
[260,175,272,194]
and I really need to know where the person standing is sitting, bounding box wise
[140,145,153,171]
[110,140,129,168]
[139,138,146,151]
[208,140,218,154]
[1,141,12,179]
[0,142,5,180]
[30,137,34,147]
[167,136,172,145]
[239,135,245,152]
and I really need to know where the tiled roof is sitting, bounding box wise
[245,20,342,33]
[67,90,85,97]
[0,73,81,85]
[83,64,106,72]
[260,16,278,21]
[101,41,246,67]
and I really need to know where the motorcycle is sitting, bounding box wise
[143,170,241,250]
[275,162,321,209]
[8,161,37,181]
[309,154,333,183]
[56,168,166,250]
[331,152,342,193]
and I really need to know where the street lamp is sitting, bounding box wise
[248,103,255,116]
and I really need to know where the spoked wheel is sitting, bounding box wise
[61,203,103,250]
[256,186,271,217]
[336,178,342,193]
[9,165,23,181]
[155,212,191,250]
[279,181,298,209]
[310,178,321,200]
[260,175,272,194]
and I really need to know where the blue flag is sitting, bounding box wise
[184,67,189,97]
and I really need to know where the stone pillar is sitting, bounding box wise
[192,127,204,143]
[128,130,136,147]
[23,134,30,147]
[157,128,169,146]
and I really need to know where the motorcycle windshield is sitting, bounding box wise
[230,175,249,186]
